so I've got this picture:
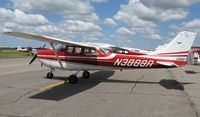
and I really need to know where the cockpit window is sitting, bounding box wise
[100,48,110,54]
[57,45,65,52]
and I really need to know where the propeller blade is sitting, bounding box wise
[29,54,37,65]
[42,44,46,49]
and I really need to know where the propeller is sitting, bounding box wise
[29,44,46,65]
[42,44,46,49]
[29,54,37,65]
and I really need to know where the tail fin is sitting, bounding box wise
[17,46,21,51]
[154,31,197,54]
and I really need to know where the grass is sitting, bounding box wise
[0,49,31,58]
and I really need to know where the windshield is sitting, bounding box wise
[57,44,65,52]
[100,48,110,54]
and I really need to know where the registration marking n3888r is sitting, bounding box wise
[114,59,154,67]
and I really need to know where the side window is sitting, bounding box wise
[84,48,99,56]
[135,49,140,52]
[67,47,74,53]
[74,47,82,54]
[84,48,90,54]
[124,50,128,54]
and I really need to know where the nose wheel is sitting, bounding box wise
[46,72,54,79]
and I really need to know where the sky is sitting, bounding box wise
[0,0,200,50]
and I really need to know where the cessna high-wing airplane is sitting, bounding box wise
[4,31,197,84]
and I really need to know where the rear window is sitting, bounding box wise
[74,47,82,54]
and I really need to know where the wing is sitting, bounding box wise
[4,32,95,48]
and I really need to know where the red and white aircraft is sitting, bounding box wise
[4,31,197,84]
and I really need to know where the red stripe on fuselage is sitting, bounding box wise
[37,49,186,68]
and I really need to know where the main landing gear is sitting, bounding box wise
[82,70,90,79]
[68,75,78,84]
[47,72,54,79]
[45,70,91,84]
[67,70,91,84]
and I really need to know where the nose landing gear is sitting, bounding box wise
[46,68,54,79]
[46,72,54,79]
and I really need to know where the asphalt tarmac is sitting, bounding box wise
[0,58,200,117]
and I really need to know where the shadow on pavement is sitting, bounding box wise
[30,71,115,101]
[185,70,200,74]
[158,79,191,90]
[30,71,193,101]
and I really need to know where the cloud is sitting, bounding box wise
[140,0,200,9]
[0,0,103,42]
[66,13,100,23]
[90,0,108,3]
[117,27,135,36]
[171,19,200,34]
[182,19,200,29]
[11,0,94,15]
[11,0,100,24]
[0,8,49,25]
[104,18,117,27]
[109,27,135,42]
[112,0,200,40]
[117,0,190,22]
[60,20,102,32]
[114,9,160,39]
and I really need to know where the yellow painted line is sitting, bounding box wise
[39,81,65,91]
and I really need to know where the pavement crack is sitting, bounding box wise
[0,113,31,117]
[129,75,144,94]
[167,69,199,117]
[0,88,36,106]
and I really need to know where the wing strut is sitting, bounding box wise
[49,43,64,69]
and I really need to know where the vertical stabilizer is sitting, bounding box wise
[154,31,197,54]
[17,46,21,51]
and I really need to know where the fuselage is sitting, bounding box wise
[37,46,187,70]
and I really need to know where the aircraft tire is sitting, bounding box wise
[47,72,53,79]
[68,75,78,84]
[82,71,90,79]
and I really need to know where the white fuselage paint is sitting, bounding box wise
[38,58,118,70]
[38,53,119,70]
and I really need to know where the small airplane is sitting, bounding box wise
[17,46,37,55]
[4,31,197,84]
[86,43,148,55]
[191,50,200,65]
[17,46,29,52]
